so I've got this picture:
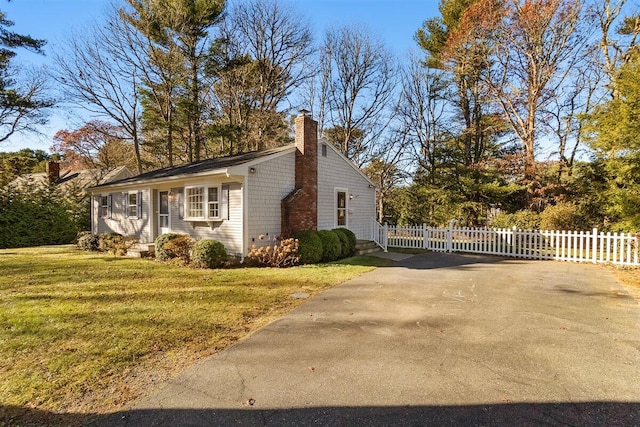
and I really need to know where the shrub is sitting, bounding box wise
[155,233,179,261]
[0,183,83,249]
[295,230,323,264]
[332,228,356,257]
[317,230,342,262]
[247,237,299,267]
[341,228,357,256]
[162,235,194,265]
[190,239,227,268]
[540,202,582,230]
[77,231,99,252]
[491,210,541,230]
[331,228,351,258]
[99,232,135,256]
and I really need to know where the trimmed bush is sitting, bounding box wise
[190,239,227,269]
[77,231,99,252]
[332,228,356,257]
[331,228,351,258]
[341,228,357,256]
[317,230,342,262]
[162,235,194,264]
[155,233,179,261]
[294,230,323,264]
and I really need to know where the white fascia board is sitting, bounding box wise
[92,168,234,192]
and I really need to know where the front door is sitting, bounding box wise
[336,190,347,227]
[158,191,170,235]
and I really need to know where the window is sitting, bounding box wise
[322,143,327,157]
[186,187,204,218]
[100,195,109,218]
[184,185,222,220]
[127,192,138,218]
[208,187,219,218]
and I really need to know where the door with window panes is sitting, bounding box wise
[336,190,347,227]
[158,191,170,235]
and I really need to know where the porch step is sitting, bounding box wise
[355,240,381,256]
[126,243,155,258]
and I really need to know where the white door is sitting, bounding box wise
[336,190,347,228]
[158,191,170,235]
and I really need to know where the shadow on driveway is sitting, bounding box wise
[3,401,639,426]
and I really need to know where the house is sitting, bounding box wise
[89,112,377,257]
[9,162,133,193]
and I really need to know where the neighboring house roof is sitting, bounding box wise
[9,166,133,192]
[90,145,295,190]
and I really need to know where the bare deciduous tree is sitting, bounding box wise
[591,0,639,98]
[465,0,586,197]
[318,25,397,166]
[53,12,144,173]
[217,0,314,151]
[0,66,52,143]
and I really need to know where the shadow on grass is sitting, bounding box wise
[2,401,639,426]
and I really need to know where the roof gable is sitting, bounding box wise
[319,138,377,188]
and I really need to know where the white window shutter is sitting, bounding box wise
[221,184,229,220]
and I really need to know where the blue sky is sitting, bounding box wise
[2,0,439,152]
[0,0,438,151]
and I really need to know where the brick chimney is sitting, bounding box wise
[281,110,318,236]
[46,161,60,184]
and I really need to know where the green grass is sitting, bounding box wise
[0,246,384,420]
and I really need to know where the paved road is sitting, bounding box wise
[98,252,640,426]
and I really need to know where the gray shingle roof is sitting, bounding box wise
[91,145,293,189]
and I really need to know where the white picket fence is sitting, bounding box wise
[349,219,639,266]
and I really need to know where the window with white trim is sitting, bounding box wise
[100,195,109,218]
[126,192,139,218]
[184,185,222,220]
[208,187,219,218]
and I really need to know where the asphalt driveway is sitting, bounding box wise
[100,252,640,426]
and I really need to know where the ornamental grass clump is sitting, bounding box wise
[190,239,227,268]
[76,231,100,252]
[154,233,179,261]
[162,234,194,265]
[99,232,135,256]
[247,237,299,267]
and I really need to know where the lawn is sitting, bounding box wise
[0,245,386,424]
[613,265,640,294]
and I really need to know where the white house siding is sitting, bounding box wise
[317,143,376,231]
[94,189,151,241]
[167,182,244,255]
[246,152,296,248]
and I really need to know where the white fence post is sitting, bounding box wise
[383,223,388,252]
[592,228,598,264]
[422,223,427,249]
